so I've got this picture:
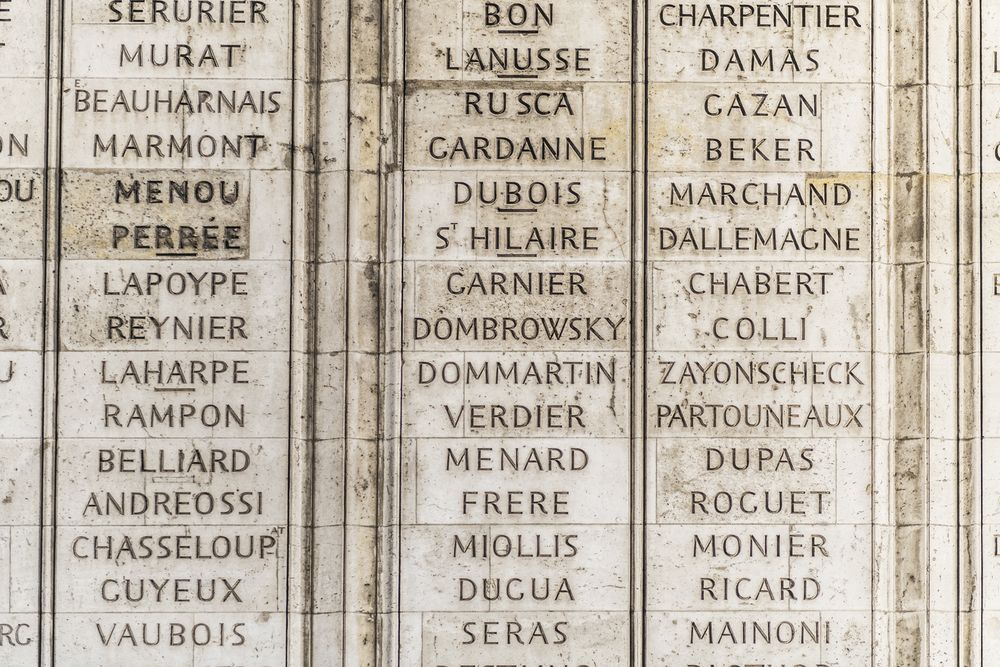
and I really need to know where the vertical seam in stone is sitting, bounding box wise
[39,0,55,663]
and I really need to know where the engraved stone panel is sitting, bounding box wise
[0,1,993,666]
[396,0,634,664]
[54,1,295,664]
[644,2,875,665]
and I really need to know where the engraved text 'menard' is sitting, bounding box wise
[400,0,633,663]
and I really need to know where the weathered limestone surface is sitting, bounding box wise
[0,0,996,665]
[390,1,634,665]
[54,1,298,664]
[645,3,874,665]
[0,0,46,663]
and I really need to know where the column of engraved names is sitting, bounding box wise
[54,1,293,664]
[399,1,633,665]
[980,6,1000,655]
[645,3,874,665]
[0,0,47,662]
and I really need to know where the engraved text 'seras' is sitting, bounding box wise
[0,0,995,666]
[396,0,632,664]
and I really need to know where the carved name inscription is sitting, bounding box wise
[55,1,294,664]
[645,2,875,666]
[400,0,633,664]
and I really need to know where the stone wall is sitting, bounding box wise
[0,0,993,665]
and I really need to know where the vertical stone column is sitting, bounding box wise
[342,0,382,662]
[0,0,49,662]
[309,0,382,662]
[288,0,323,662]
[971,2,986,666]
[886,0,926,658]
[387,0,636,664]
[309,0,349,661]
[978,0,1000,662]
[884,0,967,663]
[644,2,876,665]
[923,0,970,664]
[52,2,298,664]
[957,2,976,666]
